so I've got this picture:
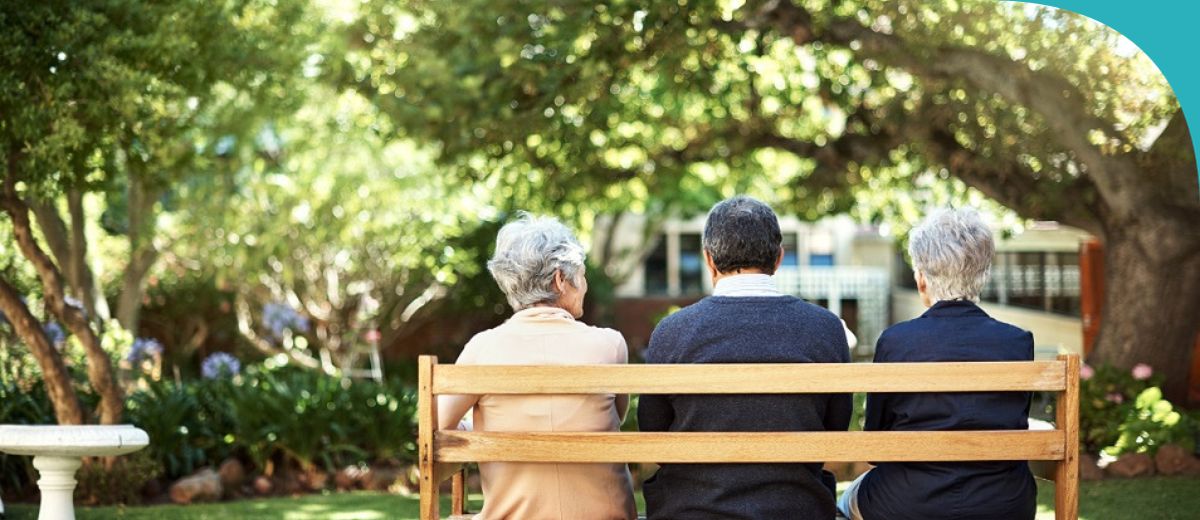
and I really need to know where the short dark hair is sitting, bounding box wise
[702,196,783,275]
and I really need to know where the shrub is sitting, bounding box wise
[124,379,236,480]
[223,366,417,473]
[76,450,162,506]
[1079,362,1197,456]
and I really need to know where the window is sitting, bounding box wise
[809,254,835,267]
[809,231,834,267]
[679,233,704,294]
[980,251,1080,317]
[643,237,668,295]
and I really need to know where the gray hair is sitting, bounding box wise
[487,213,586,311]
[907,208,995,302]
[703,196,783,274]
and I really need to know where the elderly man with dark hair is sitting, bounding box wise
[836,208,1036,520]
[638,196,851,520]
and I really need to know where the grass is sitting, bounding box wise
[5,478,1198,519]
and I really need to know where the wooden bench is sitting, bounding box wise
[417,354,1080,520]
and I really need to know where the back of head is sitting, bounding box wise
[703,196,783,275]
[486,213,586,311]
[907,207,995,302]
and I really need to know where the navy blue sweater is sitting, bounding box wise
[858,299,1036,520]
[638,295,851,520]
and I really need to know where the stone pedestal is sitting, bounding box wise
[32,456,83,520]
[0,425,150,520]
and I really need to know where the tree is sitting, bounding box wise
[0,0,310,424]
[346,0,1198,399]
[165,85,499,373]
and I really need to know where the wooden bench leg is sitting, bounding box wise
[1055,354,1080,520]
[452,468,466,516]
[418,356,440,520]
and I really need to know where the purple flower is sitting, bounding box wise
[262,302,310,340]
[1131,363,1153,381]
[1105,392,1125,404]
[127,337,164,363]
[43,322,66,348]
[201,352,241,379]
[1080,364,1094,381]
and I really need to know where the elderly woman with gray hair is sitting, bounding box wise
[837,208,1037,520]
[437,214,636,520]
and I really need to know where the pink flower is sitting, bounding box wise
[364,329,382,342]
[1080,364,1095,381]
[1131,363,1152,381]
[1105,392,1125,404]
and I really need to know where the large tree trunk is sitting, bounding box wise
[1089,218,1200,403]
[0,277,85,425]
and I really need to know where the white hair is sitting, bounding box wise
[908,208,995,302]
[487,213,586,311]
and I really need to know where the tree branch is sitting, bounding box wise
[1,170,123,424]
[748,0,1148,219]
[67,188,106,321]
[0,274,85,425]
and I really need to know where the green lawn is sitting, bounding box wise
[5,478,1198,519]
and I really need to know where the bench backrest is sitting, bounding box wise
[418,354,1080,519]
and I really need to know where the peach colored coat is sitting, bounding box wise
[437,306,636,520]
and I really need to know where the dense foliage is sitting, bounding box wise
[1,346,418,499]
[343,0,1200,398]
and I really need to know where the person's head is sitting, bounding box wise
[907,208,995,307]
[702,196,784,282]
[487,213,588,318]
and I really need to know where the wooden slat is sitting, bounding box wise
[432,361,1067,394]
[1055,354,1081,520]
[417,356,439,520]
[435,430,1066,463]
[451,468,466,516]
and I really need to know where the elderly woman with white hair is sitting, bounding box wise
[837,208,1037,520]
[437,213,636,520]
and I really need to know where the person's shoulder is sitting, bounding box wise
[780,297,843,328]
[983,316,1033,338]
[871,315,925,359]
[456,326,504,364]
[464,326,501,347]
[589,324,627,346]
[981,317,1035,354]
[880,315,924,338]
[655,298,713,329]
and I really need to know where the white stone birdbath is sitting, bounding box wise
[0,425,149,520]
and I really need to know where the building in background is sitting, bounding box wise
[596,214,1091,361]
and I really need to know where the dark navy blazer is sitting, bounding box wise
[856,299,1037,520]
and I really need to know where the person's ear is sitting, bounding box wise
[915,270,927,292]
[775,245,785,272]
[553,269,565,292]
[704,249,719,279]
